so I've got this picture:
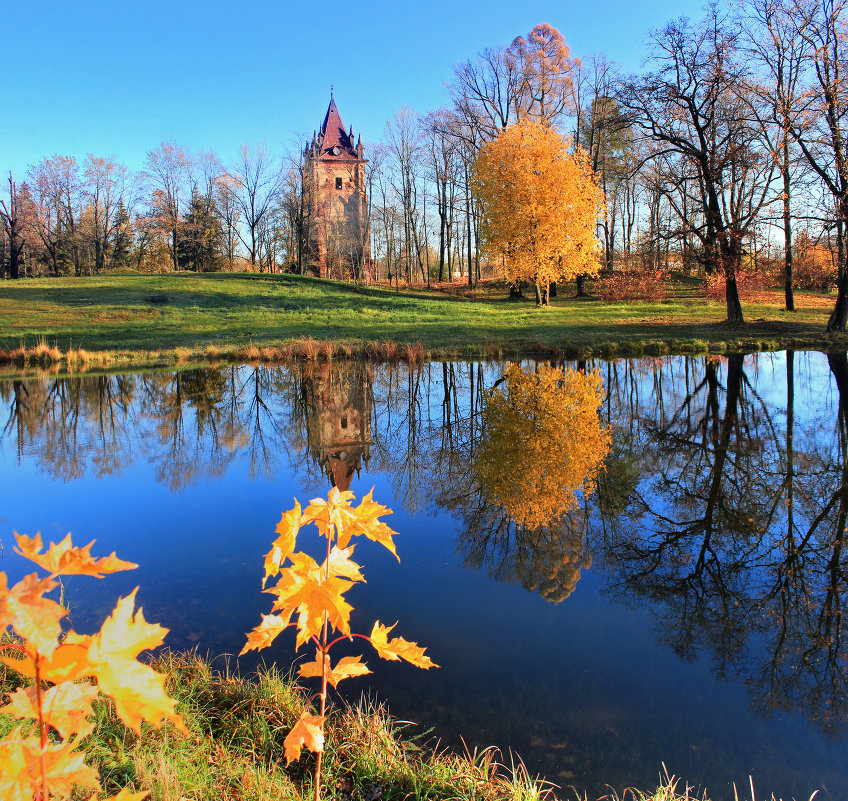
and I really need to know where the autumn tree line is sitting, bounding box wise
[4,0,848,326]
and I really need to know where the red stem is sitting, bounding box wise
[326,632,371,650]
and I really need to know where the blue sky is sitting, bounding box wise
[2,0,706,180]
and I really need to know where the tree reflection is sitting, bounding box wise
[445,363,610,602]
[475,363,610,529]
[600,352,848,739]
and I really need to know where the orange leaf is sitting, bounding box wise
[87,589,186,733]
[298,652,371,688]
[326,545,365,583]
[263,501,301,588]
[1,572,67,659]
[239,612,292,655]
[0,634,94,683]
[14,532,138,577]
[2,681,99,739]
[370,621,437,669]
[283,710,325,764]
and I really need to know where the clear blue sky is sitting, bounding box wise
[2,0,706,180]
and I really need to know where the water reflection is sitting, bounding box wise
[451,363,609,602]
[302,361,372,491]
[3,354,848,796]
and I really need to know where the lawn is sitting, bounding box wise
[1,272,844,370]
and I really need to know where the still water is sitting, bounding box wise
[1,352,847,799]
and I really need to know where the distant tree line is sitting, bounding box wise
[3,0,848,328]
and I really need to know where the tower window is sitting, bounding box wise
[335,177,343,189]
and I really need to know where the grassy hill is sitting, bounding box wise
[1,272,844,371]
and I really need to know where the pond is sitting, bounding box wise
[1,352,847,800]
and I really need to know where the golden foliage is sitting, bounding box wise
[243,488,435,797]
[476,364,611,529]
[369,620,437,668]
[14,532,138,577]
[472,120,604,295]
[284,711,326,766]
[0,532,178,800]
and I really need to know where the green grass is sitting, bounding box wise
[0,273,845,374]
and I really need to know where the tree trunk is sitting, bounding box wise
[534,282,543,306]
[782,137,795,311]
[827,270,848,332]
[576,274,587,298]
[725,272,744,323]
[549,282,557,298]
[828,204,848,331]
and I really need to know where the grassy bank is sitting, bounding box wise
[0,649,736,801]
[1,273,846,373]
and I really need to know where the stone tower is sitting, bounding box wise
[303,94,370,279]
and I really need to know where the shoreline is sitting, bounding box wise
[0,331,845,380]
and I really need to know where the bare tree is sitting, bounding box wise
[743,0,812,311]
[0,174,25,279]
[83,155,130,273]
[617,11,778,322]
[231,143,282,270]
[145,141,193,271]
[786,0,848,330]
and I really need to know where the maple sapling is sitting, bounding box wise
[241,487,436,801]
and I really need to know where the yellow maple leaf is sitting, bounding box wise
[1,681,99,739]
[339,489,400,559]
[291,578,354,648]
[325,545,365,583]
[0,731,40,801]
[1,572,67,659]
[298,652,371,688]
[0,733,100,798]
[14,532,138,577]
[40,738,101,794]
[265,552,354,648]
[301,487,356,540]
[239,612,292,655]
[87,589,186,734]
[369,621,437,669]
[262,501,301,588]
[283,711,325,764]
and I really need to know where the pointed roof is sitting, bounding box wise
[318,95,358,158]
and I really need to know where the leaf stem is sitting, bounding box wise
[35,656,48,801]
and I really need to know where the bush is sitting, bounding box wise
[593,269,669,301]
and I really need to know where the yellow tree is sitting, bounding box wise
[475,363,611,528]
[472,120,604,305]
